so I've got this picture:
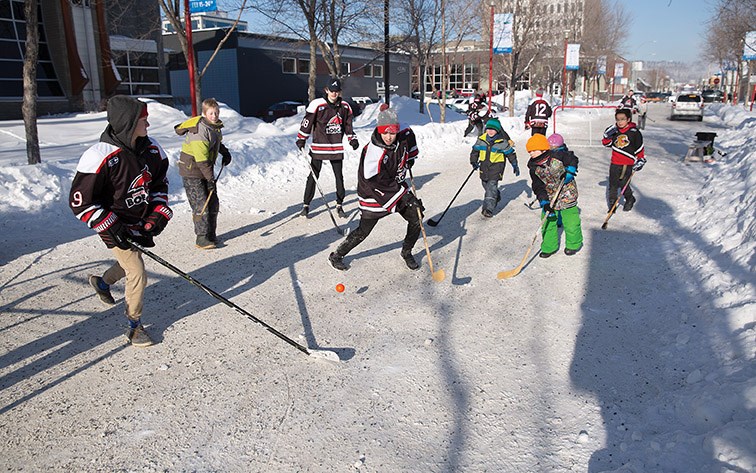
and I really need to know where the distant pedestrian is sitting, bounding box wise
[524,89,552,136]
[601,108,646,212]
[175,98,232,249]
[618,89,638,113]
[328,105,423,271]
[296,78,358,219]
[637,96,648,130]
[469,117,519,218]
[526,134,582,257]
[70,96,172,347]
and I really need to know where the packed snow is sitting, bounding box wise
[0,92,754,472]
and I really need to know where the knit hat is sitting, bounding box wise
[535,89,544,97]
[484,118,502,133]
[547,133,564,148]
[526,134,550,152]
[376,103,399,133]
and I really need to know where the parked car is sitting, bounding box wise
[457,88,476,97]
[445,97,471,113]
[263,101,304,122]
[701,89,724,103]
[670,93,704,121]
[644,92,666,103]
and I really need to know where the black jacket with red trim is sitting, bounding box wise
[601,122,645,166]
[356,128,418,219]
[70,115,169,247]
[524,98,552,127]
[297,97,355,161]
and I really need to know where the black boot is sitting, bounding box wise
[623,195,636,211]
[401,250,420,270]
[328,252,348,271]
[336,205,347,219]
[299,205,309,218]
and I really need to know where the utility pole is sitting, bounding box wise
[384,0,390,105]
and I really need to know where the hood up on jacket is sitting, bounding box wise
[100,95,147,151]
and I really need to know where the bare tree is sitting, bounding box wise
[705,0,756,101]
[160,0,247,113]
[22,0,41,165]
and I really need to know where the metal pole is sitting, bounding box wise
[488,1,494,108]
[384,0,390,105]
[561,33,568,107]
[184,0,197,116]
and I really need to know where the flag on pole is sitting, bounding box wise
[493,13,513,54]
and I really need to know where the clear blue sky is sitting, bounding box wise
[624,0,714,62]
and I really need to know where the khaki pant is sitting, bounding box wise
[103,247,147,321]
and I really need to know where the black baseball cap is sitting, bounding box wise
[326,78,342,92]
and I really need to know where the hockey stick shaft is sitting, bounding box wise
[193,164,225,222]
[427,168,476,226]
[299,149,344,235]
[601,171,634,230]
[128,239,315,358]
[409,170,445,282]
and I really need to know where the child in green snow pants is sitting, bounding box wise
[541,206,583,254]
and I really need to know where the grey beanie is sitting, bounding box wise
[376,103,399,132]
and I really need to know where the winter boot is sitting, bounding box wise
[89,275,115,305]
[195,235,216,249]
[328,252,348,271]
[564,248,579,256]
[336,205,347,219]
[539,250,557,258]
[623,195,636,212]
[299,205,310,218]
[481,209,493,218]
[125,321,153,347]
[401,250,420,270]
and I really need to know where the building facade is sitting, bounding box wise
[0,0,167,120]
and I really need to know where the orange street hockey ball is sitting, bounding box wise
[335,283,345,293]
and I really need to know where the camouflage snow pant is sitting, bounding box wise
[183,177,219,239]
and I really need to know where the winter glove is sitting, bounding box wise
[603,125,619,140]
[540,200,555,216]
[403,193,425,214]
[219,146,232,166]
[349,138,359,150]
[564,165,577,184]
[406,158,415,169]
[524,122,531,130]
[470,159,480,170]
[142,204,173,236]
[296,139,306,151]
[632,157,646,172]
[97,214,131,250]
[512,163,520,176]
[207,179,217,194]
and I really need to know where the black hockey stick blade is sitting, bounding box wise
[426,217,439,227]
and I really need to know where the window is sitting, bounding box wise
[297,58,309,74]
[373,64,383,78]
[282,57,295,74]
[341,62,350,74]
[110,50,161,96]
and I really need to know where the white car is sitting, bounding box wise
[670,93,704,121]
[446,97,472,113]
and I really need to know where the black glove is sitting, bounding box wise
[471,159,480,170]
[603,125,619,140]
[403,193,425,214]
[540,200,555,216]
[142,204,173,236]
[219,146,232,166]
[512,163,520,176]
[632,157,646,172]
[296,139,306,151]
[406,158,415,169]
[207,179,217,194]
[349,138,359,150]
[98,214,131,250]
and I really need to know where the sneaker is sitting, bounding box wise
[336,205,347,219]
[623,196,636,212]
[328,252,348,271]
[401,251,420,270]
[539,250,557,258]
[564,248,579,256]
[89,275,115,305]
[299,205,310,218]
[481,209,493,218]
[125,324,153,348]
[196,235,216,249]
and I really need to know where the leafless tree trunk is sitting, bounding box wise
[160,0,247,113]
[22,0,40,165]
[705,0,755,102]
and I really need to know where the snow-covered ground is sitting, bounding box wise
[0,93,754,472]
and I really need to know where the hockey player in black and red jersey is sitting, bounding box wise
[524,89,553,136]
[601,108,646,212]
[327,104,423,272]
[69,96,171,348]
[296,78,358,219]
[463,94,491,137]
[618,89,638,114]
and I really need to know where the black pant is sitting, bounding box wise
[336,195,422,257]
[531,127,547,136]
[183,177,219,238]
[303,158,345,206]
[608,164,633,208]
[464,120,483,137]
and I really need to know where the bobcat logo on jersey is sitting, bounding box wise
[615,134,630,149]
[125,165,152,208]
[325,114,343,135]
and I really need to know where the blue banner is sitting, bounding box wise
[190,0,217,13]
[493,13,513,54]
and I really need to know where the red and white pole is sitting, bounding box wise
[184,0,197,116]
[488,2,494,109]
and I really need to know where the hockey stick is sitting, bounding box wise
[299,148,345,236]
[193,164,225,222]
[409,170,445,282]
[601,172,634,230]
[497,179,565,280]
[426,168,475,227]
[127,239,340,362]
[524,198,538,209]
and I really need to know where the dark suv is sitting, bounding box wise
[701,89,724,103]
